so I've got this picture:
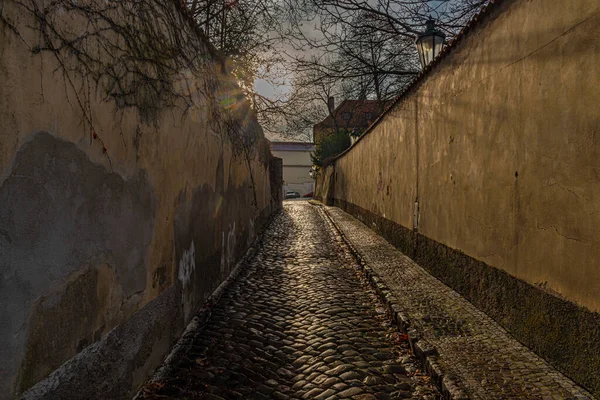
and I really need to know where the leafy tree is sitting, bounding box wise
[311,131,351,167]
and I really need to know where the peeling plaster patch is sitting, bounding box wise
[17,265,125,392]
[220,222,237,275]
[178,241,195,320]
[227,222,237,272]
[221,231,226,274]
[248,218,255,246]
[178,241,195,286]
[172,176,264,330]
[0,132,155,395]
[20,285,182,400]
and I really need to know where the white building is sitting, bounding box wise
[270,141,315,197]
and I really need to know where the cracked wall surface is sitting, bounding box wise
[0,1,281,398]
[316,0,600,394]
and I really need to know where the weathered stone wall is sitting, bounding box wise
[316,0,600,395]
[0,1,281,398]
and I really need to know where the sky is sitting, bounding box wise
[254,78,277,99]
[252,0,447,100]
[251,0,453,140]
[252,10,328,103]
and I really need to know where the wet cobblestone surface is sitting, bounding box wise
[138,202,440,400]
[325,206,594,400]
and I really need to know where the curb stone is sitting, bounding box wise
[313,201,470,400]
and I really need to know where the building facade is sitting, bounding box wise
[313,98,391,145]
[270,141,315,197]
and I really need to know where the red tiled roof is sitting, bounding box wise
[314,100,393,132]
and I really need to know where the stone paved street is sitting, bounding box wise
[137,201,440,400]
[324,206,594,400]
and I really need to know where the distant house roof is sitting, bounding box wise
[314,99,392,133]
[270,141,315,152]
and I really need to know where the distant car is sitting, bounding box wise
[285,191,301,199]
[303,192,313,198]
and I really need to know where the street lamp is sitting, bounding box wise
[415,18,446,69]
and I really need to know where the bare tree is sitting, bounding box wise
[184,0,282,91]
[252,68,339,140]
[182,0,490,140]
[280,0,490,102]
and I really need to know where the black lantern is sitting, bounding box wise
[415,18,446,69]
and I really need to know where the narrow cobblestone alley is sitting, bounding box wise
[137,201,440,400]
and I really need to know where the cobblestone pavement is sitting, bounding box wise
[138,201,440,400]
[325,206,594,400]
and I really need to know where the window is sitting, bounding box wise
[364,112,372,120]
[342,112,352,120]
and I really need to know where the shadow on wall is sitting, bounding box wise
[0,132,156,395]
[172,152,260,323]
[0,132,281,399]
[313,0,600,394]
